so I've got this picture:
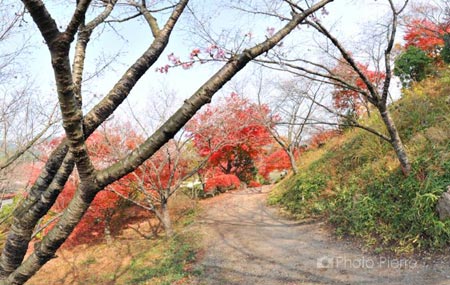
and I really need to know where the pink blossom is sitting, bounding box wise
[182,62,194,69]
[266,27,275,37]
[214,48,225,59]
[167,53,180,64]
[206,44,218,55]
[156,64,170,73]
[190,48,201,59]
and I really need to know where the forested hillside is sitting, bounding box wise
[270,73,450,253]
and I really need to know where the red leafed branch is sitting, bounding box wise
[205,174,240,193]
[186,93,273,182]
[331,61,385,114]
[404,18,450,57]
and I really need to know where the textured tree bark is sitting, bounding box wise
[0,0,188,279]
[379,108,411,176]
[4,178,98,285]
[0,0,92,278]
[0,149,73,280]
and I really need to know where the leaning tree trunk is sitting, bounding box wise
[379,108,411,176]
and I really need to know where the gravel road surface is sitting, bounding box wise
[191,186,450,285]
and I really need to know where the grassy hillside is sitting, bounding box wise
[27,201,201,285]
[269,73,450,253]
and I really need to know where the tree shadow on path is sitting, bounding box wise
[192,188,450,285]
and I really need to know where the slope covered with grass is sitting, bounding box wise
[27,203,201,285]
[269,74,450,253]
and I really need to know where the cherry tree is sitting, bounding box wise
[32,130,133,247]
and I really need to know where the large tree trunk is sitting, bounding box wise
[379,108,411,176]
[2,179,98,285]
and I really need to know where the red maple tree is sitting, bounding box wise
[186,93,273,183]
[404,18,450,57]
[258,148,294,180]
[38,130,135,247]
[331,61,385,115]
[204,174,240,193]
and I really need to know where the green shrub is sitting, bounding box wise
[394,46,432,87]
[329,161,450,251]
[274,172,329,218]
[441,33,450,63]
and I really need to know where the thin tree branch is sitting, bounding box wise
[307,19,381,102]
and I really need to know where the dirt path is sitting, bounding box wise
[191,186,450,285]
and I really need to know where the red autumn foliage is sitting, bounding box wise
[39,130,136,247]
[404,18,450,57]
[248,181,262,188]
[258,148,293,179]
[308,129,340,149]
[205,174,240,193]
[138,142,189,190]
[186,92,273,182]
[50,179,129,247]
[332,61,385,114]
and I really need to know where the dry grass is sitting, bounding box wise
[28,195,200,285]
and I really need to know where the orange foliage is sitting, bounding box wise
[308,130,340,149]
[404,19,450,57]
[258,148,292,179]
